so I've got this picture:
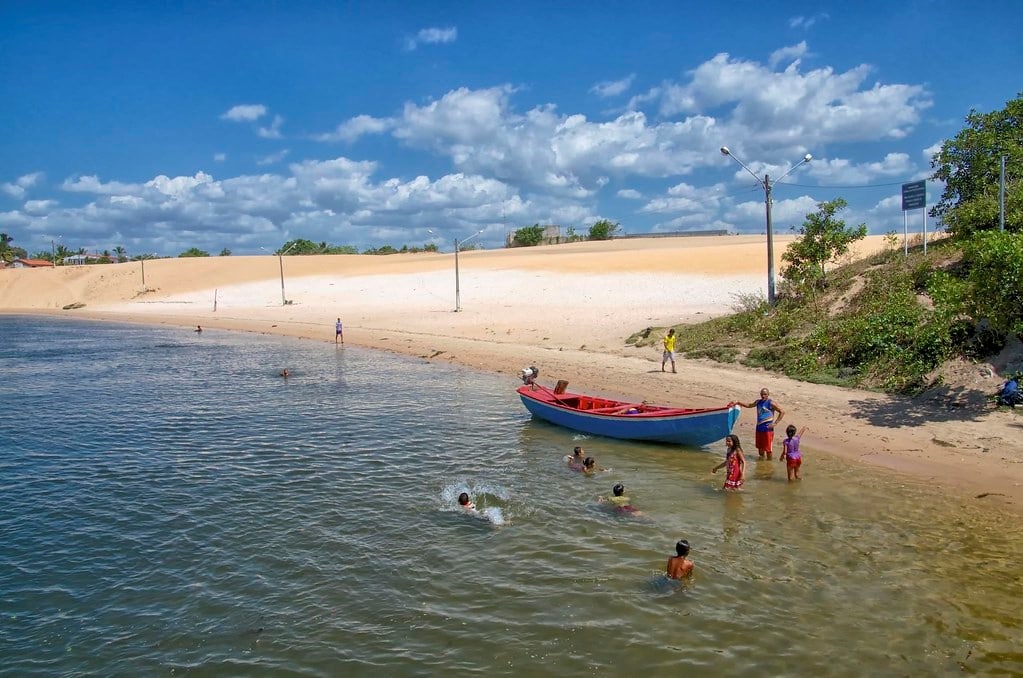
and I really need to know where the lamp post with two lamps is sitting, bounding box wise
[427,229,483,312]
[720,146,812,305]
[260,242,300,305]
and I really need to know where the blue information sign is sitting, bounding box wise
[901,180,926,211]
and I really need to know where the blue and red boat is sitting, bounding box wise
[516,373,739,447]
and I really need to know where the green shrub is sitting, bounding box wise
[588,219,620,241]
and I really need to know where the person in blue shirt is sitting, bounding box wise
[998,375,1021,407]
[738,387,785,460]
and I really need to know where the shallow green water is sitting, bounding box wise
[0,316,1019,675]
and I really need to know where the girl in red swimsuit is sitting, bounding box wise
[712,434,746,490]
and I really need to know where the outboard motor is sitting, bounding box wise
[520,366,539,389]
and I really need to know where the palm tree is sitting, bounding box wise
[114,246,127,263]
[54,244,73,266]
[0,232,14,263]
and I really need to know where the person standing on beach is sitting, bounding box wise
[781,424,807,481]
[738,388,784,459]
[662,328,677,373]
[335,317,344,345]
[711,434,745,490]
[666,539,694,579]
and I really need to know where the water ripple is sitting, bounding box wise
[0,316,1020,675]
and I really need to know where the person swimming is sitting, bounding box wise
[599,482,639,514]
[457,492,476,511]
[566,446,585,469]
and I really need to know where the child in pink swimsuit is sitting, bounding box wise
[781,425,807,481]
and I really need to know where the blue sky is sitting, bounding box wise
[1,1,1020,256]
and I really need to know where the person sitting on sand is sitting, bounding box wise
[666,539,694,579]
[458,492,476,511]
[598,482,640,515]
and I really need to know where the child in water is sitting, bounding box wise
[598,482,640,515]
[582,456,609,474]
[781,424,807,481]
[457,492,476,511]
[711,434,745,490]
[565,446,585,470]
[666,539,694,579]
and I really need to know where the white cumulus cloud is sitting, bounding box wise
[314,115,393,143]
[405,26,457,50]
[590,74,635,98]
[220,104,268,122]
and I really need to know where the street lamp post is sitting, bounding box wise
[1000,154,1007,231]
[427,229,483,311]
[454,230,483,312]
[261,243,299,305]
[720,146,812,305]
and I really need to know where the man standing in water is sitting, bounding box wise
[335,317,344,345]
[738,388,784,459]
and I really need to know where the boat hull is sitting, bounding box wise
[517,385,740,447]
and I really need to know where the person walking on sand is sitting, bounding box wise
[781,424,807,481]
[738,388,784,459]
[666,539,694,579]
[662,328,677,373]
[335,317,344,345]
[712,434,745,490]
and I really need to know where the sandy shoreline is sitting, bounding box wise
[3,234,1021,513]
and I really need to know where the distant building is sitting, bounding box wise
[10,258,54,268]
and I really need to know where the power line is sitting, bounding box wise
[780,179,925,189]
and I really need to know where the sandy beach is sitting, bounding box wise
[3,234,1021,512]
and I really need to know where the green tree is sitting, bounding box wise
[363,245,399,255]
[114,246,128,263]
[54,244,72,265]
[277,238,321,255]
[930,92,1023,236]
[588,219,620,241]
[781,198,867,292]
[0,232,14,263]
[322,244,359,254]
[178,247,210,257]
[960,230,1023,336]
[219,248,232,256]
[512,224,545,247]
